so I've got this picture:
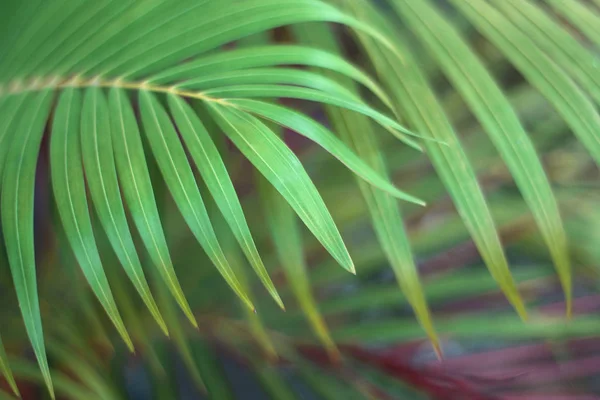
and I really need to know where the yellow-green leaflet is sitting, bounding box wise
[208,198,278,360]
[0,336,19,397]
[137,90,253,311]
[50,88,133,352]
[208,102,355,274]
[251,364,296,400]
[342,0,527,319]
[47,342,119,400]
[108,87,197,328]
[293,20,439,354]
[167,94,283,310]
[153,271,207,394]
[258,174,339,360]
[1,91,55,399]
[544,0,600,48]
[391,0,571,315]
[7,358,99,400]
[451,0,600,173]
[494,0,600,105]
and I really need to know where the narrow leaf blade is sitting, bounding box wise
[109,87,197,328]
[342,1,528,319]
[167,94,283,310]
[258,174,339,360]
[230,98,423,204]
[208,103,354,274]
[80,87,168,335]
[293,21,440,354]
[50,88,133,351]
[1,91,54,399]
[0,336,20,398]
[138,91,253,310]
[393,0,571,315]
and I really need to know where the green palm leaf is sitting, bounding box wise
[391,0,571,315]
[108,87,197,328]
[2,1,599,396]
[1,91,54,399]
[209,103,355,274]
[50,88,133,351]
[205,85,424,142]
[259,174,340,359]
[494,0,600,105]
[451,0,600,166]
[293,21,439,353]
[80,87,168,335]
[167,93,284,310]
[544,0,600,48]
[138,90,253,310]
[343,0,528,319]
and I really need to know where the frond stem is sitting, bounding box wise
[0,76,231,106]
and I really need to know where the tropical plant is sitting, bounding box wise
[1,0,599,398]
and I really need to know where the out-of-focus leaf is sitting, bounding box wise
[167,94,283,310]
[50,88,133,352]
[190,339,234,400]
[1,91,54,399]
[320,268,549,315]
[334,314,600,343]
[0,336,19,398]
[251,364,296,400]
[9,358,98,400]
[0,388,14,400]
[293,22,440,354]
[451,0,600,166]
[393,0,571,315]
[285,351,364,400]
[48,342,119,400]
[207,194,278,360]
[343,1,528,320]
[151,267,206,394]
[138,90,253,310]
[80,87,167,335]
[544,0,600,48]
[104,258,165,379]
[208,103,354,274]
[258,174,339,360]
[494,0,600,105]
[108,87,197,328]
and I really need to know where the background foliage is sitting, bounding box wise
[1,0,600,398]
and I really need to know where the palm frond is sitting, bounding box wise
[2,0,600,398]
[0,2,420,395]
